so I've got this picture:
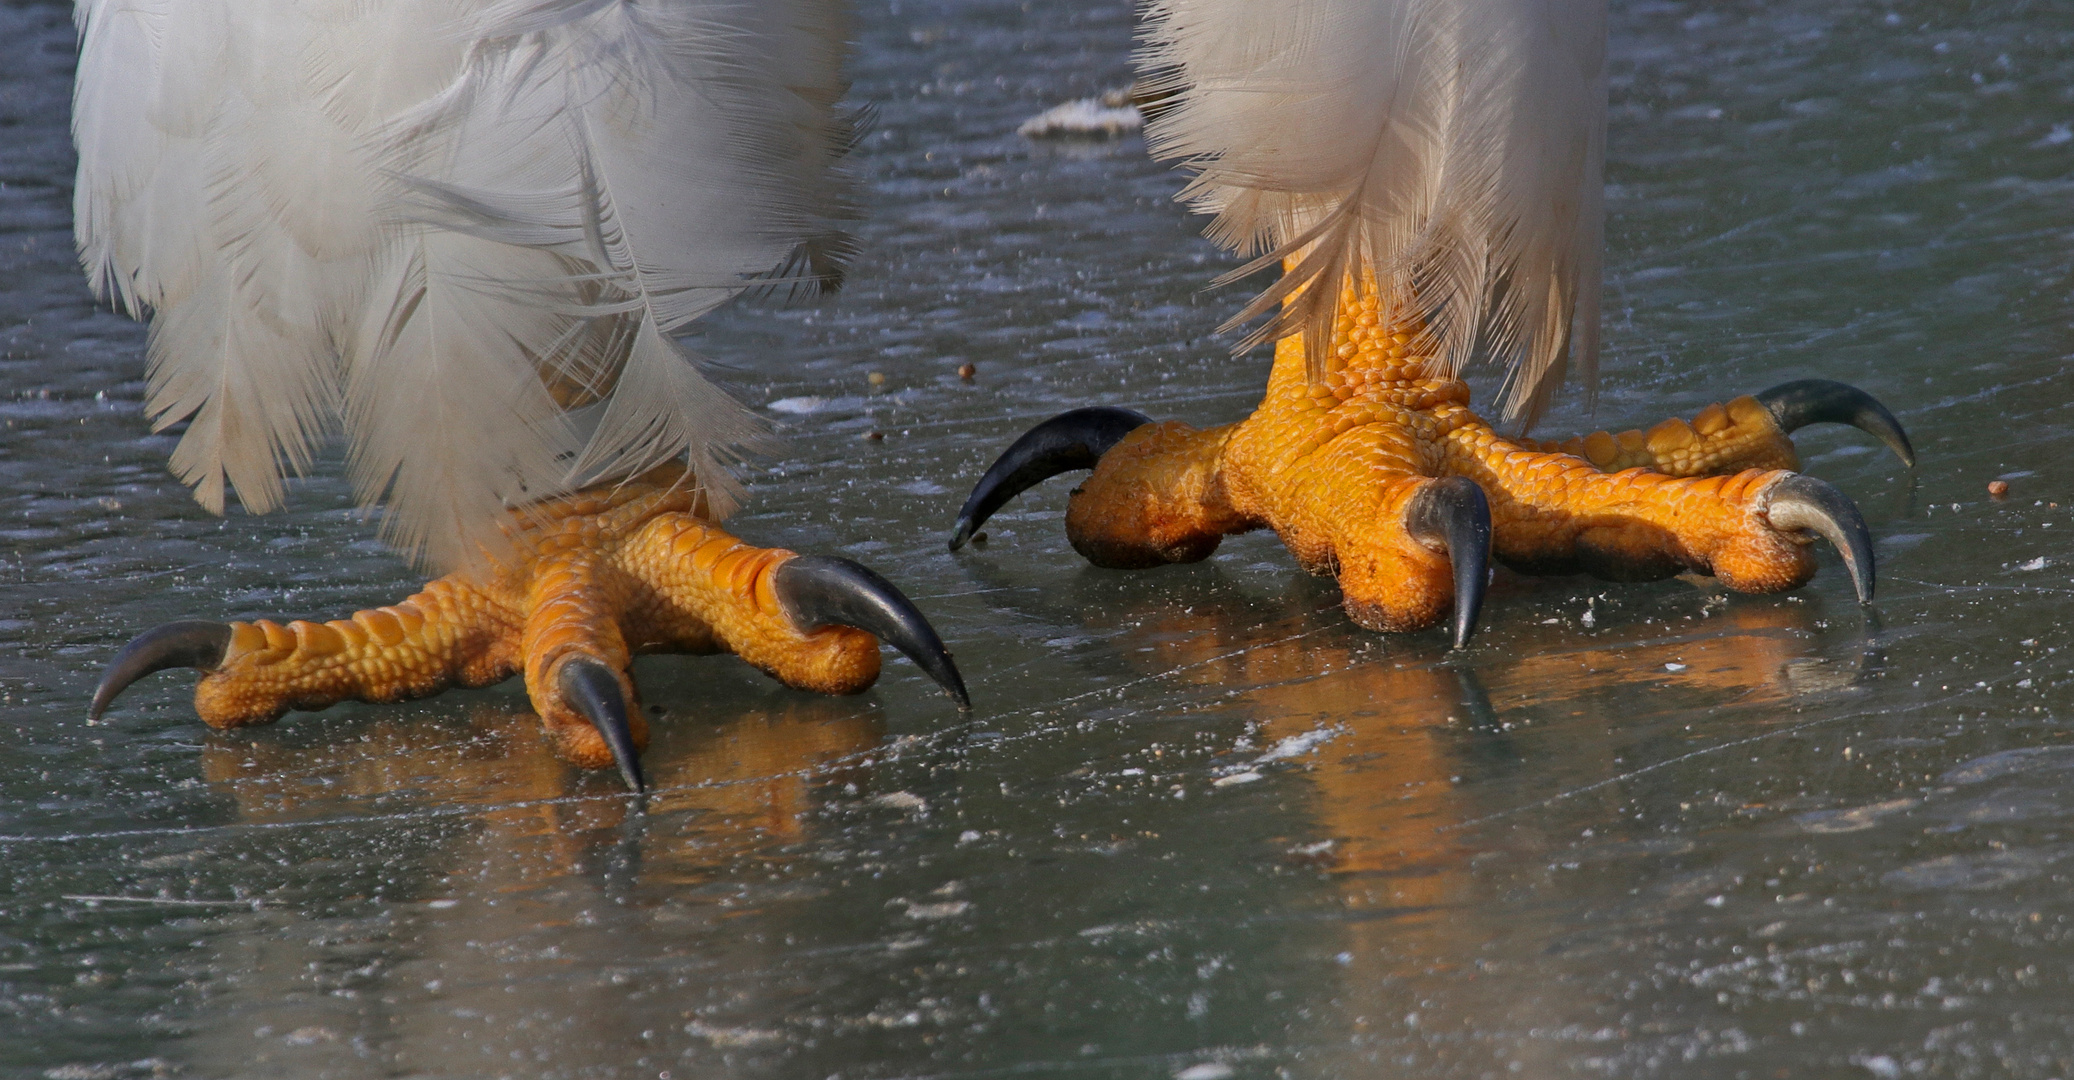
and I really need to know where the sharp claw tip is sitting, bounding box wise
[89,620,232,722]
[954,407,1153,546]
[1756,378,1915,470]
[556,659,645,794]
[1766,474,1876,607]
[773,555,967,709]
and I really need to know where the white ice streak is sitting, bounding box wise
[1018,95,1143,139]
[1250,724,1346,766]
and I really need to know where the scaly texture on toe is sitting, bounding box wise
[956,278,1894,642]
[93,466,966,785]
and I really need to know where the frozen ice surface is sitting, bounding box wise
[5,0,2074,1077]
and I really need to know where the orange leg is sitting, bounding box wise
[93,467,966,789]
[952,280,1906,644]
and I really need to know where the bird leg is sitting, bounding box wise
[952,280,1905,645]
[92,467,967,790]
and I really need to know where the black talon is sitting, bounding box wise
[772,555,970,709]
[1404,477,1493,649]
[949,406,1153,550]
[89,620,232,722]
[558,659,644,793]
[1755,379,1915,468]
[1765,474,1876,604]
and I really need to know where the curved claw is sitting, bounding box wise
[1403,477,1494,649]
[1764,474,1875,604]
[89,620,232,722]
[1755,379,1915,468]
[772,555,970,709]
[557,659,644,792]
[949,406,1153,550]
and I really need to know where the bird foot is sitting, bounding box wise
[952,284,1907,646]
[92,466,967,790]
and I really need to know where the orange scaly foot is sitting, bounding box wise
[91,466,967,791]
[951,282,1909,645]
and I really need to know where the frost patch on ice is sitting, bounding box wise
[872,791,928,814]
[1174,1065,1235,1080]
[1795,797,1918,834]
[2011,556,2049,571]
[1939,746,2074,786]
[766,395,827,414]
[1078,919,1171,940]
[686,1020,783,1048]
[1213,771,1263,787]
[1882,848,2066,891]
[1252,725,1346,765]
[902,899,971,920]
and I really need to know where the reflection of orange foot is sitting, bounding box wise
[91,466,966,791]
[952,282,1909,645]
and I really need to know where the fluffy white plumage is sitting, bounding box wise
[73,0,853,569]
[1140,0,1607,426]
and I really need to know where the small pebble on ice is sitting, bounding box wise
[872,792,927,813]
[1214,771,1263,787]
[1665,662,1687,672]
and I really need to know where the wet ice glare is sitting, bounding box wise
[4,0,2074,1077]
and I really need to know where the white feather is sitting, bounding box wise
[73,0,852,569]
[1139,0,1607,426]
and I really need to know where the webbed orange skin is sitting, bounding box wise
[188,467,881,769]
[1061,281,1820,634]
